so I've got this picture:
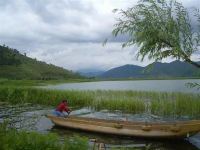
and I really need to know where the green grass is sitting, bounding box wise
[0,87,200,118]
[0,122,89,150]
[0,87,199,150]
[0,78,97,86]
[151,93,200,117]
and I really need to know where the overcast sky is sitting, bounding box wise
[0,0,199,71]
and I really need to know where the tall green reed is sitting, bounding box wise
[0,87,199,118]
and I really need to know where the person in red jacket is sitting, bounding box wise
[53,100,71,117]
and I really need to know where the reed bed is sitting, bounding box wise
[0,87,199,118]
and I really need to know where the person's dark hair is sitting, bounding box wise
[62,100,68,103]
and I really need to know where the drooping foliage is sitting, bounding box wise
[112,0,200,68]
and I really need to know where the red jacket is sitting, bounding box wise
[56,102,70,112]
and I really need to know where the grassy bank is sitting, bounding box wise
[0,122,88,150]
[0,87,200,118]
[0,79,96,86]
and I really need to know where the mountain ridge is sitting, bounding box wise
[99,61,200,79]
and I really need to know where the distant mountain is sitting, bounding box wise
[99,61,200,79]
[143,61,200,77]
[78,69,105,77]
[100,65,144,78]
[0,45,83,80]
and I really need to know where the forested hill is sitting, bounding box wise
[99,61,200,79]
[0,45,83,80]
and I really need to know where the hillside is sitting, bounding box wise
[99,61,200,79]
[0,45,83,80]
[99,65,143,78]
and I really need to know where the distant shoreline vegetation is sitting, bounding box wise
[95,76,200,81]
[0,77,200,87]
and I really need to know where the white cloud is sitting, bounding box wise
[27,42,140,71]
[0,0,199,71]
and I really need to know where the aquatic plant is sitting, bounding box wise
[0,87,199,118]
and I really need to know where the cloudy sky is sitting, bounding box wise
[0,0,199,71]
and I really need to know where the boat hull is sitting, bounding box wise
[47,115,200,139]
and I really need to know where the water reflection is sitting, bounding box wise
[0,103,200,150]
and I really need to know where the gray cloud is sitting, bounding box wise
[26,0,94,25]
[0,0,199,71]
[27,42,151,71]
[0,0,132,45]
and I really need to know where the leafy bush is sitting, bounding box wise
[0,122,89,150]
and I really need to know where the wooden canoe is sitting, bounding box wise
[47,115,200,139]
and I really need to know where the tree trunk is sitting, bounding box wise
[185,59,200,69]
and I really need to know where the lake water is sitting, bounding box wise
[1,103,200,150]
[45,79,200,93]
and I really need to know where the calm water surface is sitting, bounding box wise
[0,103,200,150]
[44,79,200,93]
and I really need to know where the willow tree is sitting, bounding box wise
[112,0,200,68]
